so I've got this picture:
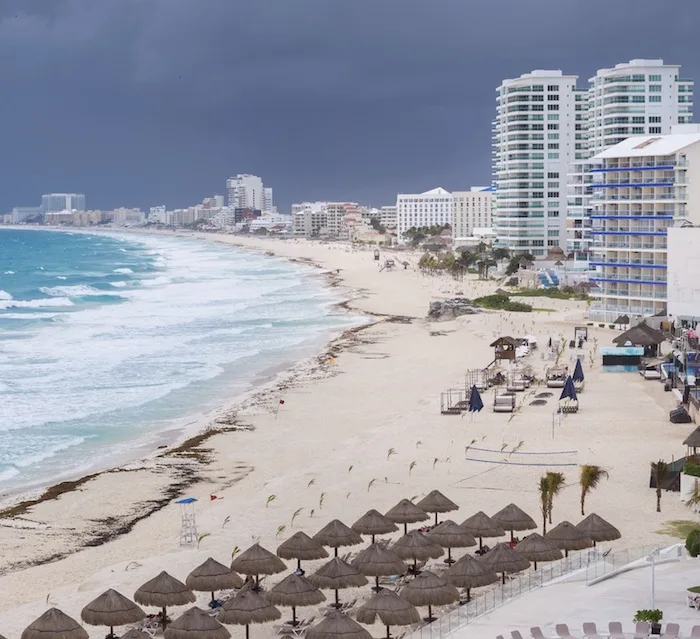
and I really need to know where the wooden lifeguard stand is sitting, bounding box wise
[177,497,198,546]
[489,336,519,363]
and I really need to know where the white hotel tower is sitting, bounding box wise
[493,70,579,257]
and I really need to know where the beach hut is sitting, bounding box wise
[477,543,530,584]
[399,571,459,622]
[491,504,537,542]
[356,589,420,639]
[164,607,230,639]
[391,531,444,573]
[306,611,371,639]
[134,572,196,630]
[490,337,519,363]
[460,511,505,551]
[218,589,281,639]
[230,543,286,588]
[186,558,243,606]
[351,510,398,543]
[443,554,498,602]
[684,426,700,463]
[309,557,368,609]
[277,532,329,571]
[350,543,407,591]
[313,520,363,557]
[426,520,476,564]
[22,609,89,639]
[385,499,430,534]
[514,533,562,570]
[544,521,593,557]
[266,573,326,625]
[612,323,666,357]
[81,589,146,639]
[416,490,459,526]
[575,514,621,547]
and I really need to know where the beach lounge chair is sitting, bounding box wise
[555,625,574,638]
[690,626,700,638]
[660,623,680,639]
[633,621,650,638]
[608,622,625,639]
[510,632,524,639]
[582,622,603,639]
[530,628,546,639]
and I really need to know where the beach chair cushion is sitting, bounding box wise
[555,624,574,638]
[690,626,700,638]
[608,622,625,639]
[661,622,680,639]
[530,628,546,639]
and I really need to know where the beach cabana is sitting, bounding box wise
[684,427,700,463]
[544,521,593,557]
[356,588,420,639]
[218,589,281,639]
[575,514,621,547]
[514,533,562,570]
[313,520,363,557]
[81,589,146,639]
[612,323,666,357]
[426,520,476,564]
[164,607,230,639]
[443,554,498,602]
[416,489,459,526]
[186,558,243,606]
[478,543,530,584]
[490,337,519,362]
[309,557,368,609]
[277,532,329,570]
[266,573,326,626]
[351,510,398,543]
[491,504,537,542]
[545,366,567,389]
[22,609,89,639]
[351,543,407,591]
[307,611,371,639]
[399,571,459,622]
[460,511,505,551]
[134,571,196,630]
[385,499,430,534]
[230,543,286,588]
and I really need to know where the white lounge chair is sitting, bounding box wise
[608,622,625,639]
[661,623,680,639]
[555,625,575,639]
[633,621,650,638]
[530,628,546,639]
[582,622,603,639]
[690,626,700,638]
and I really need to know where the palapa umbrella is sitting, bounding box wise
[218,588,280,639]
[491,504,537,542]
[231,543,286,588]
[460,511,505,551]
[545,521,593,557]
[187,558,244,606]
[385,499,430,534]
[267,573,326,625]
[22,608,89,639]
[416,490,459,527]
[351,509,398,543]
[309,557,368,608]
[426,520,476,564]
[313,519,363,557]
[515,533,562,570]
[120,630,151,639]
[399,571,459,622]
[478,543,530,584]
[356,589,420,639]
[307,611,371,639]
[81,589,146,639]
[391,530,443,573]
[164,607,230,639]
[134,571,196,630]
[443,554,498,602]
[277,532,329,570]
[575,513,621,547]
[351,543,407,591]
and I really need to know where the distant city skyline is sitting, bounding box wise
[1,1,699,214]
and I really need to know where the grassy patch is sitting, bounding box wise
[655,519,700,539]
[532,307,557,313]
[473,294,532,313]
[512,288,589,300]
[688,586,700,593]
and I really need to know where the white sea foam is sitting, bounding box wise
[0,297,74,309]
[3,271,15,275]
[56,276,67,280]
[142,276,171,287]
[113,268,134,274]
[0,468,19,482]
[1,313,60,320]
[110,281,127,288]
[13,436,86,468]
[0,290,12,300]
[39,285,107,297]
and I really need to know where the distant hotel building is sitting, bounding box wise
[41,193,86,213]
[588,126,700,323]
[226,174,273,213]
[452,187,494,240]
[396,187,453,242]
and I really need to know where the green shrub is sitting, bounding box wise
[686,529,700,557]
[633,609,662,624]
[684,463,700,477]
[473,294,532,313]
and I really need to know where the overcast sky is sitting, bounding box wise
[1,0,699,214]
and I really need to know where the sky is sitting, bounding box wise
[1,0,699,214]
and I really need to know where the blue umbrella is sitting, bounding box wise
[572,359,585,382]
[468,385,484,412]
[560,376,578,401]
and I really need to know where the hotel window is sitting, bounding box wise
[650,96,662,103]
[548,133,559,140]
[547,85,558,91]
[649,127,662,134]
[632,127,644,134]
[649,85,662,92]
[533,85,543,91]
[548,210,560,217]
[547,172,559,178]
[548,152,559,159]
[548,143,559,149]
[547,104,559,111]
[547,123,559,130]
[649,75,661,82]
[632,116,645,123]
[548,114,559,120]
[632,96,645,103]
[547,192,559,198]
[548,94,559,101]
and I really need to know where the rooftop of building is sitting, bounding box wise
[594,128,700,159]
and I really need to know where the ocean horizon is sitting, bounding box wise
[0,229,360,497]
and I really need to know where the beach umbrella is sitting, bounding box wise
[478,543,530,584]
[186,558,244,606]
[307,611,371,639]
[491,504,537,542]
[351,509,398,542]
[460,511,505,551]
[134,571,196,630]
[545,521,593,557]
[391,530,444,573]
[164,607,230,639]
[443,554,498,602]
[231,543,286,588]
[575,513,621,547]
[313,519,363,557]
[515,533,563,570]
[120,630,151,639]
[309,557,368,608]
[356,589,420,639]
[572,359,585,383]
[468,385,484,415]
[426,520,476,564]
[559,376,577,402]
[218,589,281,639]
[416,490,459,527]
[399,571,459,622]
[385,499,430,534]
[21,609,89,639]
[266,573,326,625]
[277,532,329,570]
[81,589,146,639]
[351,543,407,591]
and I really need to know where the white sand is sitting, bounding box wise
[0,233,689,637]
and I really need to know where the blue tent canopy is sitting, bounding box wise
[560,376,578,402]
[572,359,585,382]
[468,385,484,412]
[176,497,198,504]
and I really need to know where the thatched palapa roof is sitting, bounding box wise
[163,607,231,639]
[277,532,329,561]
[266,574,326,607]
[416,490,459,515]
[231,543,286,576]
[81,589,146,628]
[460,512,505,538]
[612,323,665,347]
[514,533,562,563]
[545,521,593,551]
[443,555,498,589]
[491,504,537,532]
[575,514,621,543]
[309,558,368,590]
[313,520,363,549]
[351,543,407,577]
[217,590,281,626]
[399,571,459,608]
[22,609,89,639]
[307,611,371,639]
[355,590,420,627]
[134,572,196,608]
[186,558,244,592]
[391,531,444,562]
[351,510,398,537]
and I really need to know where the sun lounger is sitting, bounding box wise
[555,624,574,638]
[530,628,546,639]
[510,632,524,639]
[582,622,603,639]
[690,626,700,638]
[608,622,625,639]
[660,623,680,639]
[633,621,650,638]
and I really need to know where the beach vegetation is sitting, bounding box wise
[222,516,231,529]
[492,247,510,261]
[656,520,700,538]
[266,495,276,508]
[319,493,326,509]
[409,461,417,475]
[276,525,286,538]
[416,441,423,448]
[511,288,589,301]
[633,610,662,626]
[404,225,451,247]
[348,465,354,474]
[307,479,316,488]
[291,508,303,527]
[231,546,241,560]
[686,529,700,557]
[651,460,668,512]
[546,472,566,525]
[197,533,211,548]
[369,218,387,234]
[538,475,550,535]
[367,479,377,492]
[579,465,609,515]
[684,462,700,478]
[473,294,532,313]
[433,458,440,469]
[387,448,396,461]
[505,252,535,276]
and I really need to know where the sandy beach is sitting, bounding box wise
[0,232,690,637]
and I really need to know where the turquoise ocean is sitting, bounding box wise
[0,230,359,495]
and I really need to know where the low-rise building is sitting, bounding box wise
[396,187,453,242]
[452,187,494,240]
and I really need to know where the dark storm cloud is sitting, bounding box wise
[1,0,699,212]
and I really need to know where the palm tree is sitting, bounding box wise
[651,460,668,513]
[579,465,610,516]
[545,472,566,525]
[538,475,550,535]
[686,479,700,514]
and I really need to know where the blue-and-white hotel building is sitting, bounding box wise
[588,126,700,323]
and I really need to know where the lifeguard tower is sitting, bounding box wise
[489,336,519,363]
[177,497,198,546]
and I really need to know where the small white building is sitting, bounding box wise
[667,225,700,323]
[452,187,493,240]
[396,187,452,242]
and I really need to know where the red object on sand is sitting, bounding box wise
[279,399,285,405]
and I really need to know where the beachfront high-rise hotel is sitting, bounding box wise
[492,70,579,257]
[41,193,86,213]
